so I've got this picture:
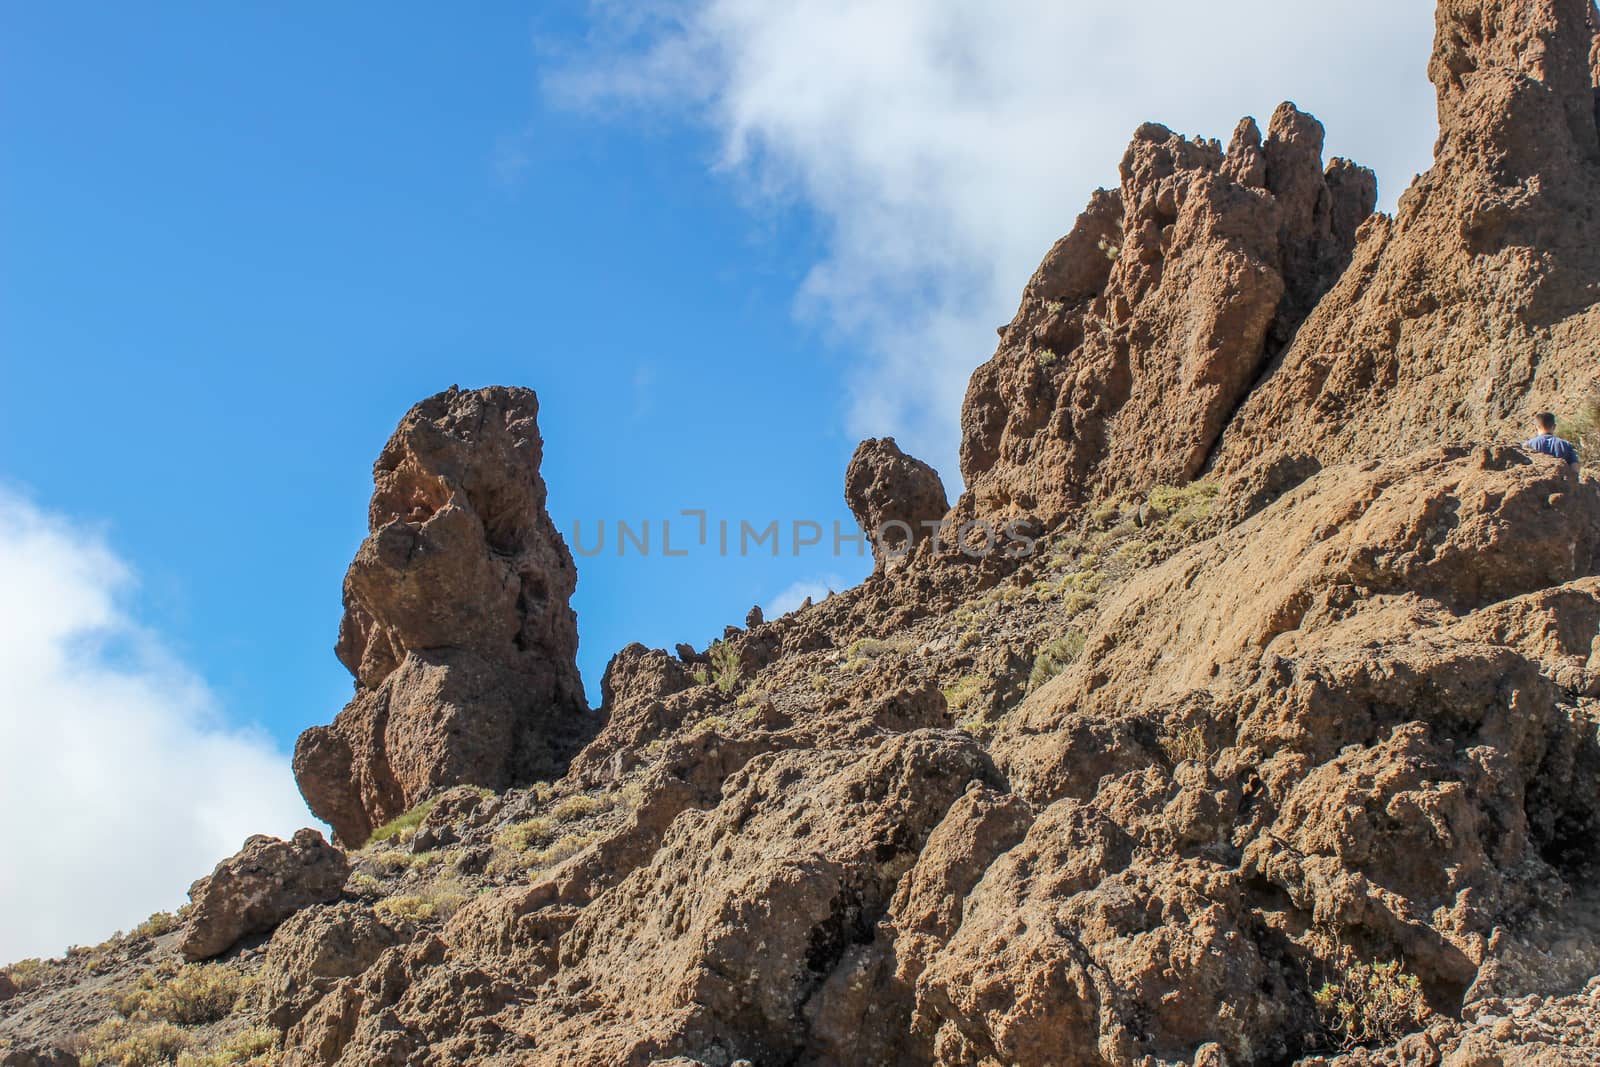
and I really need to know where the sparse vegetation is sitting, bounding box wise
[175,1027,279,1067]
[373,875,469,923]
[1159,723,1210,764]
[3,957,50,992]
[1035,348,1061,367]
[1147,481,1219,528]
[1028,632,1085,692]
[943,675,984,712]
[79,1019,190,1067]
[1045,300,1065,315]
[708,640,741,694]
[551,793,613,821]
[364,797,438,848]
[131,911,180,939]
[1313,950,1430,1049]
[1562,391,1600,475]
[112,962,247,1025]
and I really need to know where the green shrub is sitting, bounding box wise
[1562,391,1600,474]
[1035,348,1061,367]
[1028,632,1085,692]
[1147,481,1219,528]
[551,793,613,821]
[709,640,741,694]
[79,1020,190,1067]
[175,1027,279,1067]
[112,962,246,1025]
[1313,952,1430,1049]
[364,798,438,848]
[130,911,179,939]
[373,876,469,923]
[2,958,49,992]
[1159,723,1209,764]
[943,675,984,712]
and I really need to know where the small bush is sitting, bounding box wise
[372,876,468,923]
[175,1027,279,1067]
[1562,391,1600,474]
[1313,950,1430,1049]
[79,1019,190,1067]
[3,958,49,992]
[346,872,383,896]
[551,793,614,822]
[708,640,741,694]
[1159,723,1209,764]
[1035,348,1061,367]
[364,798,439,848]
[130,911,179,939]
[112,963,246,1025]
[691,666,710,686]
[1147,481,1219,528]
[1028,633,1085,691]
[943,675,984,712]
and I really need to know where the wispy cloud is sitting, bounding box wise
[766,573,845,619]
[544,0,1437,482]
[0,488,312,963]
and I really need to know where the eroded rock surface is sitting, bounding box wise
[293,385,593,845]
[179,829,349,962]
[959,103,1376,525]
[846,437,951,570]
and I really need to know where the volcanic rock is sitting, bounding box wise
[293,385,592,845]
[959,103,1376,525]
[845,437,951,570]
[178,829,349,961]
[1213,0,1600,474]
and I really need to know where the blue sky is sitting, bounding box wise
[2,3,872,743]
[0,1,1439,959]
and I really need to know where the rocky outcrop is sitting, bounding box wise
[845,437,950,569]
[293,386,593,845]
[178,829,349,961]
[1213,0,1600,474]
[260,903,406,1028]
[959,103,1376,525]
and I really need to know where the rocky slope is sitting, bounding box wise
[4,2,1600,1066]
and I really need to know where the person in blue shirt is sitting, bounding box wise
[1524,411,1581,473]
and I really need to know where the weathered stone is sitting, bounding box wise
[293,385,594,845]
[179,829,349,961]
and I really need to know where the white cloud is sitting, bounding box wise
[0,488,313,963]
[546,0,1439,481]
[766,573,845,619]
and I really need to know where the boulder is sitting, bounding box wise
[179,829,349,961]
[845,437,950,569]
[293,385,594,845]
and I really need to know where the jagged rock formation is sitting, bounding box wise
[5,3,1600,1067]
[959,103,1376,525]
[179,830,348,962]
[293,386,592,846]
[1214,0,1600,475]
[845,437,951,569]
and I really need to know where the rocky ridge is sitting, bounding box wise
[4,2,1600,1066]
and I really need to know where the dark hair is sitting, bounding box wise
[1536,411,1557,431]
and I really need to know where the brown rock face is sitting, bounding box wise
[959,104,1375,525]
[178,829,349,961]
[1213,0,1600,473]
[845,437,950,569]
[293,385,592,845]
[260,902,406,1028]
